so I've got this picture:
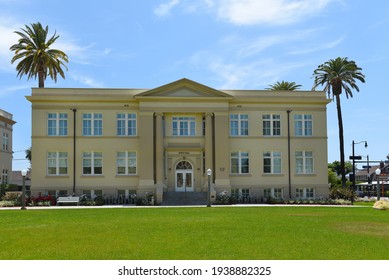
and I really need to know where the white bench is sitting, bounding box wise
[57,196,80,206]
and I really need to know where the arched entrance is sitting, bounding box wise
[175,161,194,192]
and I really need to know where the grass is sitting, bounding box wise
[0,206,388,260]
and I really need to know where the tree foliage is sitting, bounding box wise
[10,22,68,88]
[312,57,365,188]
[266,81,302,91]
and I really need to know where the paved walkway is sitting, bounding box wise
[0,203,371,210]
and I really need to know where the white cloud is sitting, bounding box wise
[154,0,181,17]
[0,18,23,72]
[0,85,28,97]
[153,0,336,25]
[190,49,307,89]
[288,36,344,55]
[70,73,105,88]
[215,0,335,26]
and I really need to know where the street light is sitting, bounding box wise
[21,169,27,210]
[375,168,381,201]
[351,140,367,204]
[207,169,212,207]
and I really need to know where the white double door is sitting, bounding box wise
[175,170,194,192]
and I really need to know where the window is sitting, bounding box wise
[296,188,315,199]
[230,114,248,136]
[264,188,283,198]
[172,116,196,136]
[230,151,249,174]
[1,169,8,184]
[47,152,68,175]
[263,151,282,174]
[117,151,137,175]
[117,113,137,136]
[82,152,103,175]
[294,114,312,136]
[82,113,102,136]
[231,188,250,198]
[48,113,68,136]
[2,132,8,151]
[295,151,314,174]
[263,114,281,136]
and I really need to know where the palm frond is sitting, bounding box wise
[266,81,302,91]
[9,22,68,87]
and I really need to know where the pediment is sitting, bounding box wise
[135,78,232,98]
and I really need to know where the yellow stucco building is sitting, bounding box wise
[27,78,330,204]
[0,109,15,185]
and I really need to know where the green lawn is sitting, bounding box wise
[0,206,388,260]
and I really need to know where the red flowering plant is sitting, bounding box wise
[29,194,56,206]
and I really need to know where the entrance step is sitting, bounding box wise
[162,192,207,206]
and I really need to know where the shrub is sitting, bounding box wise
[0,184,19,197]
[214,191,231,205]
[0,200,15,207]
[79,196,105,206]
[2,191,21,201]
[373,200,389,210]
[266,196,285,204]
[136,193,155,206]
[329,186,356,201]
[29,195,54,206]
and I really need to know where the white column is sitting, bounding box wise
[204,113,213,172]
[155,113,164,185]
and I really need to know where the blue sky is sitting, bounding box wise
[1,0,388,171]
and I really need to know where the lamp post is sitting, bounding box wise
[351,140,367,204]
[375,168,381,201]
[207,168,212,207]
[21,169,27,210]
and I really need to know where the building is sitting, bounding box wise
[27,78,330,204]
[0,109,16,185]
[355,162,389,197]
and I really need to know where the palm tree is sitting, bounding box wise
[312,57,365,188]
[25,147,31,164]
[266,81,302,91]
[10,22,68,88]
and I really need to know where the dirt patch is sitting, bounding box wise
[287,214,324,217]
[334,222,389,239]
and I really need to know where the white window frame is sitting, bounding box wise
[82,113,103,136]
[82,151,103,175]
[263,151,282,174]
[117,151,137,175]
[117,113,137,136]
[47,152,68,176]
[47,113,68,136]
[296,188,315,199]
[230,151,250,174]
[264,188,283,198]
[1,169,8,184]
[172,116,196,136]
[2,132,8,151]
[294,114,313,136]
[230,114,248,136]
[231,188,250,198]
[295,151,314,174]
[262,114,281,136]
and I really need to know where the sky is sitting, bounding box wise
[0,0,388,171]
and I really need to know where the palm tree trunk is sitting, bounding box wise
[335,94,346,188]
[38,70,45,88]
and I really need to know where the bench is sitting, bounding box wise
[57,196,80,206]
